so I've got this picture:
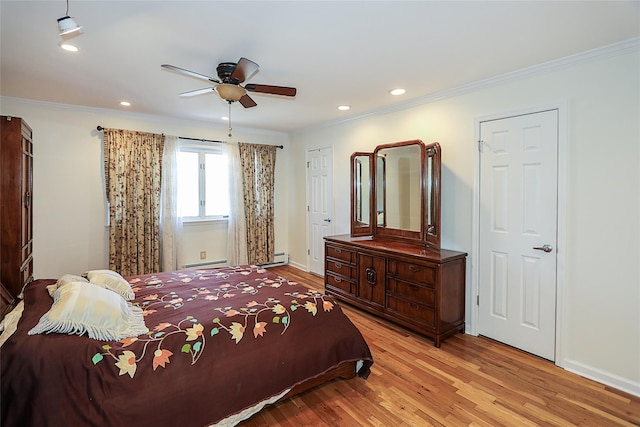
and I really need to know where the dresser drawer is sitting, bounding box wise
[326,272,355,295]
[325,258,356,280]
[387,278,434,306]
[325,245,356,264]
[388,260,435,286]
[386,295,435,326]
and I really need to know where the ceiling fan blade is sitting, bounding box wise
[238,94,258,108]
[161,64,220,83]
[180,87,216,97]
[231,57,259,84]
[244,84,297,97]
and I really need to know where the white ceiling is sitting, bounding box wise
[1,1,638,133]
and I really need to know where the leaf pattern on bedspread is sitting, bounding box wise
[91,265,336,379]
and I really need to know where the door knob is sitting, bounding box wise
[533,244,553,253]
[323,218,332,223]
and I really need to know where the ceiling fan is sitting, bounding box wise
[161,57,297,108]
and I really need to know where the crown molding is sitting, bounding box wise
[3,37,637,138]
[292,37,640,135]
[0,96,289,139]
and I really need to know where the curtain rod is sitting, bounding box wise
[96,126,283,149]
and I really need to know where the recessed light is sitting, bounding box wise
[120,101,131,107]
[59,43,78,52]
[337,105,351,111]
[389,88,406,96]
[222,116,229,121]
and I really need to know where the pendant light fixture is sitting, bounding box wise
[57,0,82,36]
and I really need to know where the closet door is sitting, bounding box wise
[478,110,558,361]
[307,146,333,275]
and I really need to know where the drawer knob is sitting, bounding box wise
[335,248,342,254]
[409,265,420,272]
[366,268,376,284]
[335,262,342,269]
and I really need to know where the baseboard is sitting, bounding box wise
[562,358,640,397]
[287,260,309,273]
[183,259,226,269]
[184,253,288,269]
[258,253,288,268]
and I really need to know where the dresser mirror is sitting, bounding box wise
[424,142,441,248]
[350,140,441,249]
[350,153,374,236]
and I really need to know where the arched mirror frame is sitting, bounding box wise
[350,140,441,249]
[373,139,426,243]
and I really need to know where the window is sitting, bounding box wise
[177,141,230,220]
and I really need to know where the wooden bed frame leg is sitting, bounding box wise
[282,361,357,400]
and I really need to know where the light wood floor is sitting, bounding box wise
[240,265,640,426]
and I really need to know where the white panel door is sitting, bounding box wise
[307,147,333,275]
[479,110,558,360]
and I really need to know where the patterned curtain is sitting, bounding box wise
[238,143,277,265]
[104,128,164,275]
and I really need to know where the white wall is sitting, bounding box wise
[289,43,640,395]
[0,99,291,276]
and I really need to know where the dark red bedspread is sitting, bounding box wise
[1,265,373,426]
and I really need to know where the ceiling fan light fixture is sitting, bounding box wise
[57,16,82,36]
[216,84,246,102]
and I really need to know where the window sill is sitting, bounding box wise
[182,217,229,225]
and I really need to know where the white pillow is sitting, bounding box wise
[28,282,148,341]
[58,274,88,287]
[85,269,135,301]
[47,274,89,296]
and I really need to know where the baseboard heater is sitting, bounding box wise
[183,252,288,269]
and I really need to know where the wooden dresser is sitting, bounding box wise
[325,234,466,347]
[1,116,34,298]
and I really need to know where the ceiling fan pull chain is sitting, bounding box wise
[228,100,233,138]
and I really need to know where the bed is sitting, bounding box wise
[0,265,373,426]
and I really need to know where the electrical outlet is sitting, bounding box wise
[199,251,206,260]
